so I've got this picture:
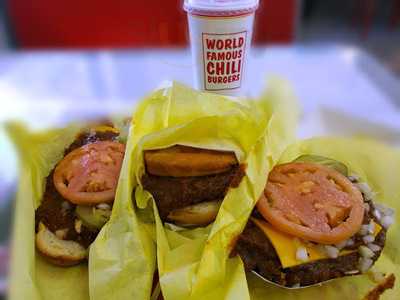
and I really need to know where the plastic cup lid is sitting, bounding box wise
[184,0,259,15]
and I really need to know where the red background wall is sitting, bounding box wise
[8,0,296,48]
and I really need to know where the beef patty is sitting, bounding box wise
[234,200,387,287]
[142,164,245,220]
[35,128,119,248]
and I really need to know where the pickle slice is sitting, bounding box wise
[75,205,111,229]
[293,155,348,176]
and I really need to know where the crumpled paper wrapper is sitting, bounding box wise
[7,118,156,300]
[130,80,299,300]
[249,137,400,300]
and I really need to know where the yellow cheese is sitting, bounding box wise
[92,125,119,134]
[252,218,382,268]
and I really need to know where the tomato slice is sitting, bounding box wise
[53,141,125,205]
[257,162,364,244]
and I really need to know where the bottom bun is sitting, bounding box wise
[36,222,87,267]
[166,200,222,226]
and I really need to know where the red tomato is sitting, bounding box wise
[53,141,125,205]
[257,162,364,244]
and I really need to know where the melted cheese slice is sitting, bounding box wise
[252,217,382,268]
[92,125,119,134]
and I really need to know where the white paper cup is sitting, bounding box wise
[184,0,259,96]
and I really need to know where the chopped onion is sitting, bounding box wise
[335,240,347,250]
[296,247,309,262]
[61,201,71,210]
[324,245,339,258]
[381,215,395,229]
[370,270,386,283]
[367,243,382,252]
[358,257,374,273]
[346,239,355,247]
[363,202,370,212]
[374,203,395,216]
[355,182,375,200]
[75,219,83,234]
[373,209,382,220]
[359,245,374,258]
[355,182,370,193]
[363,235,375,244]
[344,270,359,275]
[358,224,369,235]
[368,222,375,234]
[97,203,111,210]
[348,174,360,182]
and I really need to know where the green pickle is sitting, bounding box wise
[75,205,111,229]
[293,154,349,176]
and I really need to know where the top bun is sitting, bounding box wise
[144,145,238,177]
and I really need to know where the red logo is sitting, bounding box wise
[202,31,247,91]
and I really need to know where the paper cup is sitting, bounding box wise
[184,0,259,96]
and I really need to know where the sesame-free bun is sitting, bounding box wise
[144,145,238,177]
[36,223,87,267]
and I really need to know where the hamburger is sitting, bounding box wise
[141,145,245,226]
[233,155,395,287]
[35,124,126,266]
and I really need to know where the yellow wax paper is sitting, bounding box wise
[130,80,299,300]
[6,118,156,300]
[248,137,400,300]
